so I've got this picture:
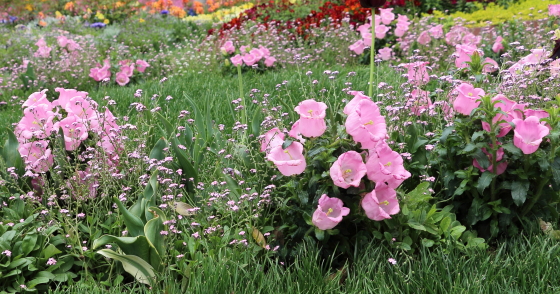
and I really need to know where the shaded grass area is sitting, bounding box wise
[49,233,560,294]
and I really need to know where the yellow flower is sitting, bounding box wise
[96,12,105,20]
[55,11,63,19]
[115,1,124,8]
[25,4,33,11]
[139,18,145,23]
[103,19,110,24]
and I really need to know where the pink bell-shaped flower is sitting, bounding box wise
[312,194,350,230]
[330,151,367,189]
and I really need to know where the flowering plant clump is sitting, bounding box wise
[258,91,484,262]
[220,41,277,72]
[12,88,122,199]
[90,59,150,86]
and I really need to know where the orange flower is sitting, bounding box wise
[64,2,75,11]
[38,12,45,19]
[170,6,186,18]
[38,20,47,26]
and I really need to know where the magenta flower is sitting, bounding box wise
[267,141,306,176]
[366,142,410,188]
[349,40,365,55]
[379,8,395,24]
[343,91,370,115]
[312,194,350,230]
[428,25,443,39]
[345,99,387,149]
[120,64,134,77]
[482,58,499,74]
[22,89,50,109]
[481,94,525,137]
[378,47,393,60]
[294,99,328,138]
[454,44,480,69]
[59,114,89,151]
[400,62,430,86]
[407,89,432,116]
[249,48,264,61]
[18,140,54,173]
[57,36,68,48]
[361,182,399,221]
[452,83,485,116]
[492,36,504,53]
[135,60,150,73]
[264,56,276,67]
[549,4,560,16]
[258,46,271,57]
[512,116,550,154]
[53,88,88,109]
[116,72,130,86]
[242,53,257,66]
[462,33,481,46]
[375,25,390,39]
[330,151,367,189]
[473,145,508,175]
[260,127,285,153]
[231,54,243,66]
[220,41,235,54]
[417,31,431,45]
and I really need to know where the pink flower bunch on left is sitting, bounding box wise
[34,38,52,58]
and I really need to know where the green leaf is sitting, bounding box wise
[143,171,159,207]
[96,249,155,286]
[113,197,145,237]
[551,157,560,186]
[251,106,262,137]
[403,182,431,209]
[41,244,62,259]
[1,129,23,175]
[171,137,198,191]
[149,137,167,161]
[155,113,174,139]
[26,277,50,288]
[472,149,490,170]
[282,139,293,150]
[440,216,451,234]
[450,226,466,240]
[297,191,308,205]
[439,126,454,144]
[421,239,435,247]
[21,234,38,256]
[92,235,151,264]
[511,181,529,206]
[471,131,485,142]
[144,217,165,258]
[502,142,522,157]
[477,172,494,195]
[314,228,324,241]
[408,220,426,231]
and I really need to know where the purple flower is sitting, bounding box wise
[161,10,169,15]
[90,22,106,28]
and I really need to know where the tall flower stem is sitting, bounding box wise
[236,65,247,144]
[368,8,376,99]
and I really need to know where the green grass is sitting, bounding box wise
[47,233,560,293]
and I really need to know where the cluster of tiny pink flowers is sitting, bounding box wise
[222,41,277,68]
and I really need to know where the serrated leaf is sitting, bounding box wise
[477,171,494,195]
[511,181,529,206]
[96,249,155,286]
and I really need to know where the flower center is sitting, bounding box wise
[343,169,352,177]
[326,208,333,216]
[283,150,293,160]
[468,92,473,96]
[380,200,389,206]
[364,120,374,126]
[384,161,392,167]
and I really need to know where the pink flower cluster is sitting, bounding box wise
[89,59,150,86]
[228,43,276,67]
[348,9,410,59]
[15,88,122,176]
[56,35,80,51]
[34,38,52,58]
[507,49,548,76]
[549,4,560,17]
[260,93,411,231]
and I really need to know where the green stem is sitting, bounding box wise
[368,8,375,99]
[521,176,548,217]
[236,65,247,143]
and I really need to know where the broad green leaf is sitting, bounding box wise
[477,171,494,195]
[41,244,62,259]
[282,139,293,150]
[551,157,560,186]
[92,235,151,263]
[1,129,23,175]
[144,217,165,258]
[251,106,262,137]
[440,216,451,234]
[511,181,529,206]
[113,197,144,237]
[26,277,50,288]
[21,234,38,256]
[143,171,159,207]
[421,239,435,247]
[171,137,198,190]
[407,220,426,231]
[96,249,155,286]
[472,149,490,170]
[450,226,466,240]
[149,137,167,161]
[314,228,324,241]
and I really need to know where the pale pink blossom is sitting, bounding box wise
[361,182,399,221]
[512,116,550,154]
[266,141,306,176]
[330,151,367,189]
[312,194,350,230]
